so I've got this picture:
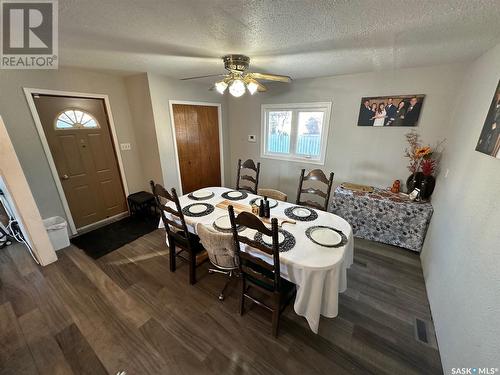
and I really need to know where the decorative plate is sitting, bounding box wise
[249,197,279,208]
[221,190,248,200]
[188,189,215,201]
[212,215,246,233]
[254,229,296,253]
[181,203,215,217]
[305,225,347,248]
[284,206,318,221]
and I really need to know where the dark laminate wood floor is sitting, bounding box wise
[0,230,442,374]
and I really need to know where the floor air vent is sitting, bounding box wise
[415,318,429,344]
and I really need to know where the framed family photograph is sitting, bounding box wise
[475,80,500,158]
[357,95,425,127]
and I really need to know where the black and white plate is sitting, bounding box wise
[254,229,296,252]
[188,189,214,201]
[305,226,347,248]
[284,206,318,221]
[182,203,215,217]
[221,190,248,200]
[249,197,279,208]
[212,215,246,233]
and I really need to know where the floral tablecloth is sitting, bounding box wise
[331,186,433,252]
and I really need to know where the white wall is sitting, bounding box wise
[0,116,56,265]
[0,68,145,222]
[227,63,467,199]
[147,73,230,193]
[421,44,500,372]
[125,74,164,186]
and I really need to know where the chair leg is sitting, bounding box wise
[271,293,280,338]
[239,277,246,315]
[169,239,176,272]
[189,251,196,285]
[218,271,232,301]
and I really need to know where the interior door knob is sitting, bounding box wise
[61,174,69,180]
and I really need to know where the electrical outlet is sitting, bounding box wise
[248,135,256,143]
[120,143,131,151]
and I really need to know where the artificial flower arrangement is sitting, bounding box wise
[404,131,444,199]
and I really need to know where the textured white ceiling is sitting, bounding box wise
[59,0,500,79]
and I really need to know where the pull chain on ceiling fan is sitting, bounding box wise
[180,54,292,97]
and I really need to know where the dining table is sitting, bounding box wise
[161,186,354,334]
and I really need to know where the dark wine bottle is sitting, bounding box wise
[265,200,270,218]
[259,199,265,217]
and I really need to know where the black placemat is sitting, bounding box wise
[249,197,279,208]
[187,191,215,201]
[221,190,248,200]
[181,203,215,217]
[254,229,296,253]
[284,206,318,221]
[305,225,347,248]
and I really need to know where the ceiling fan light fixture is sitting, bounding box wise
[229,79,246,97]
[182,55,291,97]
[247,81,259,95]
[215,81,228,94]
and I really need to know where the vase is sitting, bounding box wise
[406,172,423,193]
[419,175,436,200]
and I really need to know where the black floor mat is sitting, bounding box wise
[71,215,159,259]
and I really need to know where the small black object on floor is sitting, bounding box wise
[71,214,159,259]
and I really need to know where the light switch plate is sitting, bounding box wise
[120,143,131,151]
[248,135,256,143]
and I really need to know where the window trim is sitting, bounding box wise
[260,102,332,165]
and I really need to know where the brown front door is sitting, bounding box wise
[33,94,127,229]
[172,104,221,193]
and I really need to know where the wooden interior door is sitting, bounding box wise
[33,94,127,229]
[172,104,221,193]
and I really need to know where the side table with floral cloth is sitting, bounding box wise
[331,186,433,252]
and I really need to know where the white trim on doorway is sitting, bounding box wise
[23,88,130,235]
[168,100,224,195]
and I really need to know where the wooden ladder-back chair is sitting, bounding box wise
[295,169,334,211]
[257,188,288,202]
[228,206,295,337]
[236,159,261,194]
[150,180,207,284]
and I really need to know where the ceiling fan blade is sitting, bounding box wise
[254,80,267,92]
[243,76,267,93]
[180,74,227,81]
[249,72,292,83]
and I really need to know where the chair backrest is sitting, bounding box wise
[196,223,238,270]
[295,169,334,211]
[227,206,281,291]
[236,158,261,194]
[150,180,189,239]
[257,188,287,202]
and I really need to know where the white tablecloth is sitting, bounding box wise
[161,187,353,333]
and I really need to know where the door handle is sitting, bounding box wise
[60,174,69,180]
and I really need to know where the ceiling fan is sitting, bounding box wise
[180,54,292,97]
